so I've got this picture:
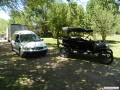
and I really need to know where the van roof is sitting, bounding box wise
[14,30,35,34]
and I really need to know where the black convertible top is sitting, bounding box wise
[62,27,93,32]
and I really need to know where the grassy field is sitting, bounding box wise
[107,35,120,59]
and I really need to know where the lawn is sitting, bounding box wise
[107,35,120,59]
[42,38,58,51]
[97,34,120,59]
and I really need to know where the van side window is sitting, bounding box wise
[15,35,20,42]
[12,34,18,40]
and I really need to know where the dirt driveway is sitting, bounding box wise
[0,42,120,90]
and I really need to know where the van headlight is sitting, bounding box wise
[43,46,47,49]
[22,47,31,51]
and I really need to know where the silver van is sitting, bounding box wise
[11,30,48,57]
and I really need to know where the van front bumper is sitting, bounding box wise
[22,48,48,56]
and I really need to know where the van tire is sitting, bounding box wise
[19,48,24,58]
[11,45,14,51]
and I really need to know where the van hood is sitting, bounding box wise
[21,41,46,48]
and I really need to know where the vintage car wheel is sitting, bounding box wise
[107,49,113,54]
[60,48,70,58]
[99,51,113,65]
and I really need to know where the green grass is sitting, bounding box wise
[42,38,57,44]
[106,35,120,59]
[42,38,57,48]
[95,34,120,58]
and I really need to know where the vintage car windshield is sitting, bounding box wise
[62,27,98,41]
[67,32,97,41]
[20,34,41,42]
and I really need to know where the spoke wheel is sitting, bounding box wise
[60,48,70,58]
[99,51,113,65]
[107,49,113,55]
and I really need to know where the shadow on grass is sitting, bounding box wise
[106,40,120,46]
[0,42,120,90]
[46,43,57,47]
[68,53,100,64]
[97,40,120,48]
[114,57,120,61]
[106,40,118,44]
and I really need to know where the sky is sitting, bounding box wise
[76,0,89,9]
[0,0,89,20]
[0,10,10,20]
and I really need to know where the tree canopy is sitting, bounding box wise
[86,0,120,41]
[0,0,120,42]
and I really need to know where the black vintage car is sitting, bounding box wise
[60,27,113,64]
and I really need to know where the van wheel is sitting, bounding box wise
[11,45,14,51]
[19,48,24,57]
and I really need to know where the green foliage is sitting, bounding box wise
[8,0,86,38]
[1,0,120,42]
[47,2,68,37]
[97,0,119,14]
[86,0,120,42]
[0,19,9,36]
[92,8,115,41]
[68,2,85,27]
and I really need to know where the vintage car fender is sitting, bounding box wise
[94,42,111,52]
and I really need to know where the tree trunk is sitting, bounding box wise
[56,29,60,48]
[102,35,106,42]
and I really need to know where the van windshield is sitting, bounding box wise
[20,34,41,42]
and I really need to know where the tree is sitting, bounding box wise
[0,19,9,37]
[97,0,119,14]
[21,0,56,36]
[47,2,69,47]
[9,9,35,30]
[67,2,85,27]
[9,10,21,24]
[92,7,115,42]
[86,0,120,42]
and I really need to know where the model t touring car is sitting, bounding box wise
[60,27,113,64]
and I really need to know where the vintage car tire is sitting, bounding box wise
[107,49,113,55]
[60,48,70,58]
[99,51,113,65]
